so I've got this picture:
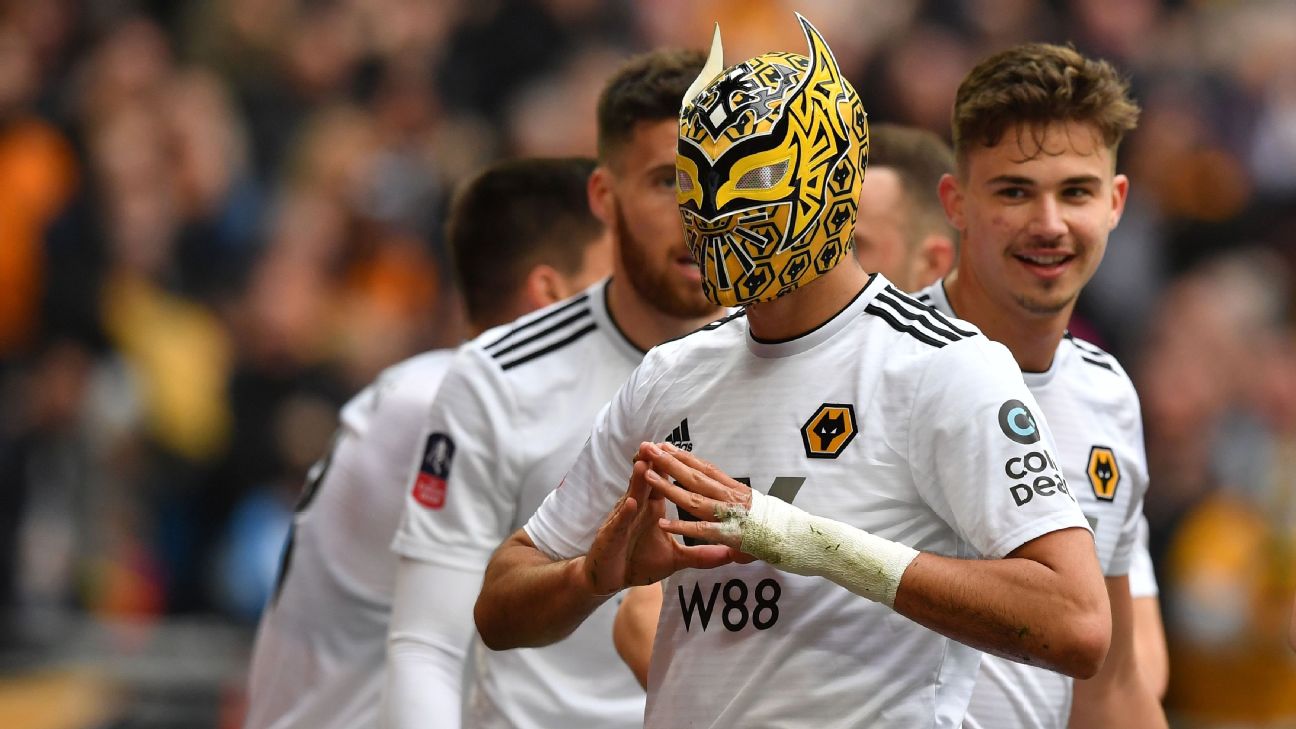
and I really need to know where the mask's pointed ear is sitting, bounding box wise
[796,12,844,85]
[681,24,724,112]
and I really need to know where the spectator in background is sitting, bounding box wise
[0,18,80,636]
[0,27,78,359]
[1140,252,1296,727]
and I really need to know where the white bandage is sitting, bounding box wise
[722,490,920,608]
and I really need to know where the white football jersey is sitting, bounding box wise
[392,280,646,729]
[525,274,1091,729]
[918,282,1151,729]
[245,350,453,729]
[1128,514,1159,599]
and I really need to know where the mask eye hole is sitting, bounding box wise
[676,169,694,193]
[734,160,789,191]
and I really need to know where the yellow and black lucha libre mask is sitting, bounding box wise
[676,15,868,307]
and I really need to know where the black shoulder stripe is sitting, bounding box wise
[874,291,967,343]
[865,303,948,348]
[1065,334,1118,372]
[1079,355,1115,372]
[499,323,598,371]
[489,307,592,360]
[916,291,933,304]
[484,294,590,353]
[1064,332,1111,358]
[888,286,976,337]
[1067,332,1119,370]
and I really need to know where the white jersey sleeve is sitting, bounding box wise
[1128,514,1159,598]
[524,359,657,560]
[381,557,482,729]
[392,345,519,570]
[910,338,1092,559]
[1105,385,1150,577]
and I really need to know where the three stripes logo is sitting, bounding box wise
[484,295,597,371]
[665,418,694,451]
[865,286,976,349]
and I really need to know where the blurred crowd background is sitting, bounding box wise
[0,0,1293,727]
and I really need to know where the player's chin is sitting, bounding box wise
[664,281,719,318]
[1014,290,1076,316]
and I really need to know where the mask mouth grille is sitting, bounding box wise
[734,160,789,191]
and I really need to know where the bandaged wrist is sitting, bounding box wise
[723,489,920,608]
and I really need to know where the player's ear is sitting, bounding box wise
[913,233,957,290]
[1109,173,1130,230]
[588,166,615,226]
[520,264,569,310]
[937,173,964,232]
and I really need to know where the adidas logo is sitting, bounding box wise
[665,418,693,451]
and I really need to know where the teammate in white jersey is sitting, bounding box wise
[241,157,612,729]
[852,123,958,293]
[475,17,1110,729]
[864,120,1167,712]
[925,43,1168,728]
[382,49,723,729]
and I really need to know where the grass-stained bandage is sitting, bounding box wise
[720,490,919,608]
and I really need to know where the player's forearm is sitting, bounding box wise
[1070,579,1167,728]
[669,478,1109,676]
[1131,595,1169,699]
[1070,670,1166,728]
[474,531,609,650]
[892,542,1110,679]
[613,584,663,688]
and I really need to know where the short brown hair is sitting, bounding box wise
[951,43,1140,169]
[447,157,601,327]
[868,123,956,250]
[597,48,706,164]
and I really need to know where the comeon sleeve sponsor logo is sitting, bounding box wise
[997,399,1040,445]
[1004,449,1072,507]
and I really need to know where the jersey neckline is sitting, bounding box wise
[745,272,885,358]
[588,278,650,366]
[922,279,1064,386]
